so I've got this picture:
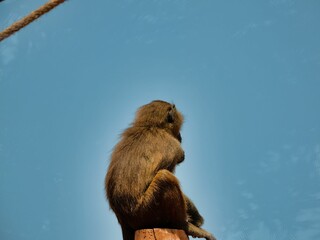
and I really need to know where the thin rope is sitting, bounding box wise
[0,0,66,42]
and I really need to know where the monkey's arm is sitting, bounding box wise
[184,195,217,240]
[184,194,204,227]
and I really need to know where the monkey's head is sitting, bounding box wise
[133,100,184,142]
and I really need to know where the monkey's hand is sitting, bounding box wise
[187,223,216,240]
[200,229,216,240]
[189,231,216,240]
[205,233,217,240]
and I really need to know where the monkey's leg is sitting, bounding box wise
[131,170,216,240]
[130,169,187,229]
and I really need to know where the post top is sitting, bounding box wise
[135,228,189,240]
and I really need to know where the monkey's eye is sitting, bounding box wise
[167,111,174,123]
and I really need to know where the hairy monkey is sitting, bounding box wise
[105,100,215,240]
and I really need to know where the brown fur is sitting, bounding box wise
[105,100,216,240]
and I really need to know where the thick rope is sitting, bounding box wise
[0,0,66,42]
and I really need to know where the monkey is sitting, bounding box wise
[105,100,216,240]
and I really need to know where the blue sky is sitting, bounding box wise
[1,1,320,240]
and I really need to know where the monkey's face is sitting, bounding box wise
[169,107,184,142]
[134,100,184,141]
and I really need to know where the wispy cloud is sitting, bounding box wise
[259,150,281,172]
[296,208,320,223]
[222,221,289,240]
[295,207,320,239]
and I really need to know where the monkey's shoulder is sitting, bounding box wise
[121,126,179,145]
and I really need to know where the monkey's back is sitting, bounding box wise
[105,126,183,215]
